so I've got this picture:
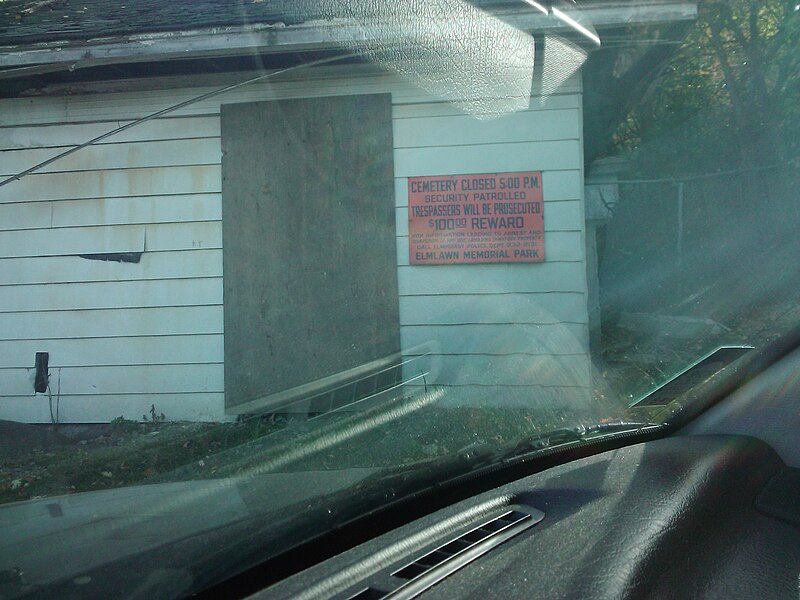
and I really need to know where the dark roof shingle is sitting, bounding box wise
[0,0,321,46]
[0,0,517,46]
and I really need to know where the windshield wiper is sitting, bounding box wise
[453,420,664,474]
[510,420,661,454]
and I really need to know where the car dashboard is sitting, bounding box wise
[253,347,800,600]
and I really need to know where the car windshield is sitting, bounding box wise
[0,0,798,597]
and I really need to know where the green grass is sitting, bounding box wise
[0,401,615,505]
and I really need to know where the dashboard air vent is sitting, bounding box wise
[344,507,543,600]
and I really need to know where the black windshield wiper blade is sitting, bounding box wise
[506,420,660,457]
[453,420,662,473]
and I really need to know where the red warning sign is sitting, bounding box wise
[408,171,544,265]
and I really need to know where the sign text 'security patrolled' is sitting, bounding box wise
[408,171,544,265]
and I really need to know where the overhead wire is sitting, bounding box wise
[0,51,359,189]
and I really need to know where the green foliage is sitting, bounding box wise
[614,0,799,175]
[144,404,166,424]
[110,416,139,432]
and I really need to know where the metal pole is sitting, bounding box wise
[676,181,684,270]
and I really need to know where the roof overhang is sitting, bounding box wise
[0,1,697,78]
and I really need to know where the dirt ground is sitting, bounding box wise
[2,284,797,506]
[0,403,601,505]
[0,417,283,504]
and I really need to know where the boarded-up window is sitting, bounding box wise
[221,94,400,413]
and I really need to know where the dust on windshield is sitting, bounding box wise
[0,0,798,594]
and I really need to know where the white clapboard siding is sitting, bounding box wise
[541,200,583,231]
[392,109,580,148]
[0,201,51,230]
[395,231,585,266]
[0,116,220,150]
[0,63,586,423]
[394,140,581,177]
[0,249,222,286]
[401,323,589,355]
[0,334,221,368]
[0,363,224,397]
[397,262,586,296]
[0,334,223,368]
[540,171,584,203]
[0,165,221,204]
[0,393,228,423]
[0,306,223,340]
[394,200,582,236]
[399,293,587,326]
[0,66,580,127]
[0,225,144,258]
[0,221,221,258]
[0,278,222,312]
[392,94,581,119]
[392,75,588,404]
[0,138,220,176]
[423,354,591,387]
[53,194,221,228]
[0,74,427,125]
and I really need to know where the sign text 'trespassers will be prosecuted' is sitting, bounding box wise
[408,171,544,265]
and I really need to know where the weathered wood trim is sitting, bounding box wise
[0,3,697,70]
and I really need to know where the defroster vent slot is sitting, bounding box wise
[344,506,543,600]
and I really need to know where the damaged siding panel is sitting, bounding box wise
[0,225,145,258]
[0,85,229,422]
[0,249,222,285]
[0,221,221,258]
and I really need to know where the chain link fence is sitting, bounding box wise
[598,161,800,335]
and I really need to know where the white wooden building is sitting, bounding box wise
[0,1,696,423]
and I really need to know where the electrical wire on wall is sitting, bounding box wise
[47,369,61,426]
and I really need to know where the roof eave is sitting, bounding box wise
[0,1,697,73]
